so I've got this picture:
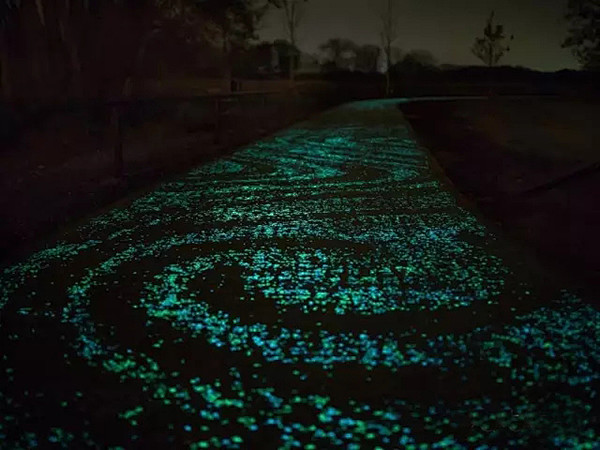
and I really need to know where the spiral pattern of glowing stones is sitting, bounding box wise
[0,99,598,448]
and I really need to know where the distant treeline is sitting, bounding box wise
[286,65,599,99]
[295,65,599,88]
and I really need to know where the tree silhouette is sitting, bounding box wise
[379,0,401,96]
[471,11,513,67]
[394,49,437,73]
[270,0,307,80]
[319,38,359,71]
[199,0,269,90]
[355,44,381,73]
[1,0,275,98]
[562,0,600,70]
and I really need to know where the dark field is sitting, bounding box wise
[399,97,600,291]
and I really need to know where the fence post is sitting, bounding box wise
[214,97,221,145]
[111,104,124,179]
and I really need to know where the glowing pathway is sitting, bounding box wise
[1,99,598,448]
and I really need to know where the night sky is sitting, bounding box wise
[260,0,579,71]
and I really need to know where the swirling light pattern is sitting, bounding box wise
[1,100,598,448]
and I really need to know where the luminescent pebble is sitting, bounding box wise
[0,99,598,448]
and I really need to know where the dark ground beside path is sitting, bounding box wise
[0,94,328,265]
[399,97,600,291]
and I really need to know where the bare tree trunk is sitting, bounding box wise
[58,0,83,98]
[222,31,232,93]
[385,43,391,97]
[289,27,296,82]
[380,0,397,97]
[66,30,83,96]
[0,43,12,100]
[288,11,296,82]
[34,0,46,26]
[282,1,303,84]
[0,33,11,100]
[27,0,49,100]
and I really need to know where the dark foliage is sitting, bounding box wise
[563,0,600,70]
[471,11,513,67]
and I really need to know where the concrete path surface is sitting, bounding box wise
[1,99,598,448]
